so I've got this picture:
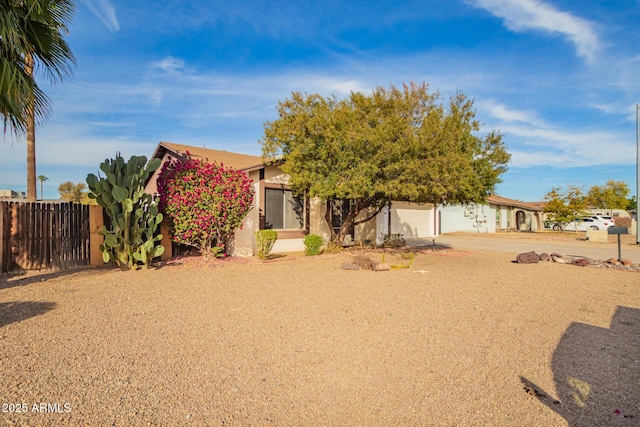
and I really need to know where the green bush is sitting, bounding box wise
[303,234,323,256]
[256,230,278,260]
[323,240,343,254]
[382,233,406,248]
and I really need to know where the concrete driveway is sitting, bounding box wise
[408,233,640,263]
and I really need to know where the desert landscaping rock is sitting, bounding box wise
[374,262,391,271]
[572,258,591,267]
[1,245,639,426]
[341,262,359,270]
[552,254,567,264]
[539,253,551,262]
[516,251,640,272]
[516,251,539,264]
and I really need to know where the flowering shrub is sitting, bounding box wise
[157,154,254,257]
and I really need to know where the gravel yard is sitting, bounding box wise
[1,244,639,426]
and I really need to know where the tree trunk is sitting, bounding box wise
[324,200,335,241]
[326,198,382,246]
[334,209,357,246]
[25,53,37,202]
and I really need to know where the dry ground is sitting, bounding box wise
[1,238,639,426]
[449,229,639,245]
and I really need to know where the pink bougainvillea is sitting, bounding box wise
[157,153,254,257]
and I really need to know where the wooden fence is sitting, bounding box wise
[0,201,90,275]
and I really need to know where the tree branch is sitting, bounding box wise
[354,202,385,226]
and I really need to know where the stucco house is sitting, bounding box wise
[438,195,545,233]
[145,142,438,256]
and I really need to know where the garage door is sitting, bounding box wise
[391,202,435,238]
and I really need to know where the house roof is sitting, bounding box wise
[486,195,544,211]
[152,142,265,171]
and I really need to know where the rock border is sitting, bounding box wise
[515,251,640,272]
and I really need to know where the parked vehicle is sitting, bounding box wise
[552,217,614,231]
[592,215,614,223]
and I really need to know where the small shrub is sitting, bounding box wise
[353,239,376,250]
[382,233,406,248]
[615,217,631,229]
[304,234,324,256]
[256,230,278,259]
[210,245,226,258]
[324,240,343,254]
[352,255,377,270]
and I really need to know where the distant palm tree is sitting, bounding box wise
[37,174,48,199]
[0,0,76,201]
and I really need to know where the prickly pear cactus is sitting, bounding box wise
[86,154,164,270]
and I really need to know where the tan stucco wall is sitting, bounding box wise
[232,165,305,257]
[264,166,289,183]
[309,198,331,241]
[144,153,174,196]
[310,199,379,245]
[229,170,260,257]
[89,205,105,266]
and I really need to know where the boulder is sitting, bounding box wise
[375,263,391,271]
[604,258,620,265]
[341,262,360,270]
[539,253,551,262]
[516,251,539,264]
[572,258,590,267]
[621,259,634,267]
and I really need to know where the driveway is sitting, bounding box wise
[408,233,640,263]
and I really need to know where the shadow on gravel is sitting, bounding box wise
[0,265,109,291]
[521,306,640,426]
[0,301,57,328]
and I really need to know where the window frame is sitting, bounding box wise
[261,185,306,238]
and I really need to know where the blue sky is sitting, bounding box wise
[1,0,639,202]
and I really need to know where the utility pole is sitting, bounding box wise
[637,104,639,244]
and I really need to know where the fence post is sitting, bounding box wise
[0,202,4,275]
[160,223,172,261]
[89,205,105,266]
[10,203,19,269]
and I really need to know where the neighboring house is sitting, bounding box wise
[439,195,545,233]
[145,142,438,256]
[0,189,26,199]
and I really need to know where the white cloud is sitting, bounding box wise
[80,0,119,32]
[500,123,635,167]
[467,0,599,62]
[589,103,617,114]
[479,100,548,127]
[152,57,186,74]
[307,77,368,96]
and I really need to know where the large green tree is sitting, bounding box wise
[0,0,76,201]
[261,83,510,244]
[58,180,87,203]
[544,185,588,232]
[585,180,630,212]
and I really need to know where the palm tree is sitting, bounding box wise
[0,0,76,201]
[37,174,48,199]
